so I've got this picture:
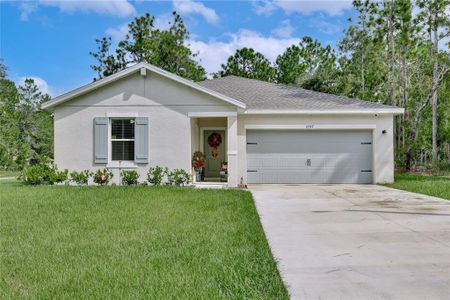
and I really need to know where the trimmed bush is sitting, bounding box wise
[121,170,139,185]
[93,169,113,186]
[70,170,92,185]
[167,169,190,186]
[147,166,168,185]
[55,169,69,184]
[23,164,57,185]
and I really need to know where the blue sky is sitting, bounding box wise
[1,0,356,96]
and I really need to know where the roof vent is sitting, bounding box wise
[140,67,147,77]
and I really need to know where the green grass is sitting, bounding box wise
[0,182,288,299]
[384,173,450,200]
[0,170,19,178]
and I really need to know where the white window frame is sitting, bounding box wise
[108,117,136,165]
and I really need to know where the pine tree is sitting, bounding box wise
[90,12,206,82]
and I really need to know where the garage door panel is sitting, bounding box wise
[247,131,369,154]
[247,130,373,184]
[248,170,311,184]
[359,171,373,183]
[247,154,310,169]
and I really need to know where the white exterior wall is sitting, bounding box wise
[53,68,397,186]
[237,114,395,184]
[53,71,236,184]
[227,116,238,187]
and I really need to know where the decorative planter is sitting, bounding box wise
[195,168,203,182]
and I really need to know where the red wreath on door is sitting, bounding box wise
[208,132,222,158]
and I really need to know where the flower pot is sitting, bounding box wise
[195,168,202,182]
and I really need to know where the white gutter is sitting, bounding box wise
[245,124,377,130]
[244,108,405,115]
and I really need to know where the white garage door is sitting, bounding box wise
[246,130,373,184]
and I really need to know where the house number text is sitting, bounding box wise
[306,124,314,129]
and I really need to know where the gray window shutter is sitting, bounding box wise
[135,117,149,163]
[94,117,108,163]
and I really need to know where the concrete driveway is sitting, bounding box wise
[250,184,450,300]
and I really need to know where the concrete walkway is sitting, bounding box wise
[250,184,450,300]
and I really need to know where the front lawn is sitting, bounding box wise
[0,170,19,178]
[0,183,288,299]
[384,173,450,200]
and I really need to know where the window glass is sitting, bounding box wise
[111,119,135,161]
[111,119,135,139]
[112,141,134,161]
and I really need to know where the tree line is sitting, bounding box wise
[0,63,53,170]
[1,1,449,172]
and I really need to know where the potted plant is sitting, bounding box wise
[192,151,205,182]
[220,161,228,182]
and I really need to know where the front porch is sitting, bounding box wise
[189,113,238,187]
[194,181,228,189]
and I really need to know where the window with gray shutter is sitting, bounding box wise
[94,117,108,163]
[134,117,148,163]
[111,119,135,161]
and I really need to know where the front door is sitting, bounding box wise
[204,130,226,178]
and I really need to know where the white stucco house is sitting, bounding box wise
[42,62,404,186]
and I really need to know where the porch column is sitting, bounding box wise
[227,115,238,187]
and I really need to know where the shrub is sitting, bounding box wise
[121,170,139,185]
[167,169,190,186]
[93,168,113,185]
[55,169,69,184]
[147,166,168,185]
[70,170,92,185]
[23,164,57,185]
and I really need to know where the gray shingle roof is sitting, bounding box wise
[199,76,400,111]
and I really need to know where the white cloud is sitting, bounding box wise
[190,29,300,75]
[105,13,175,41]
[19,2,38,21]
[173,0,219,24]
[271,19,295,38]
[311,16,342,34]
[19,76,55,97]
[19,0,136,19]
[106,23,129,41]
[253,0,277,16]
[254,0,353,16]
[154,13,173,31]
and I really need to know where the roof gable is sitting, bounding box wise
[42,63,246,109]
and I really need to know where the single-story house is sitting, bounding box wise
[42,62,404,186]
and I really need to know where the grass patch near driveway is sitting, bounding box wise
[383,173,450,200]
[0,183,288,299]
